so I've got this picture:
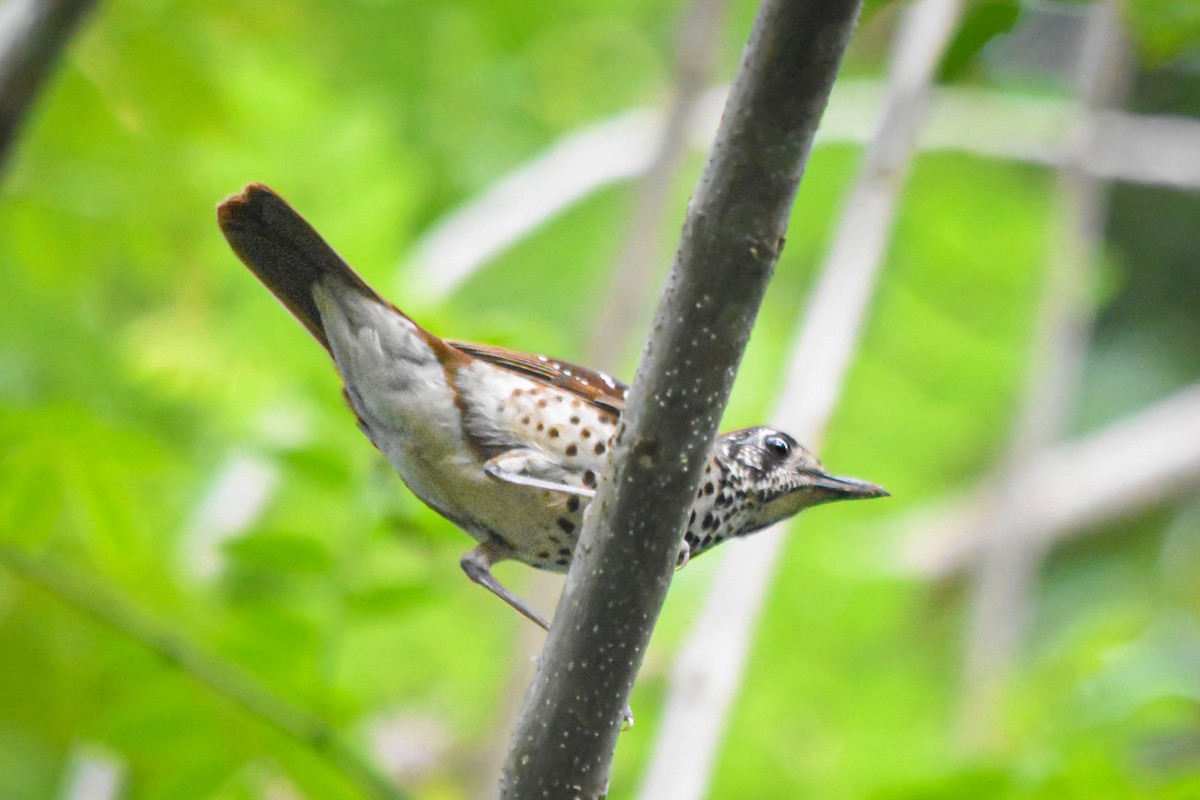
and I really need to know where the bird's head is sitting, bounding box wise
[715,427,888,535]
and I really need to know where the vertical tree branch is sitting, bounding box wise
[498,0,863,796]
[0,0,95,171]
[638,1,962,797]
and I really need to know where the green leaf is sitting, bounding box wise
[1123,0,1200,65]
[222,533,332,574]
[938,0,1020,81]
[344,580,435,618]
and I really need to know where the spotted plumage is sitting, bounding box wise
[219,184,887,631]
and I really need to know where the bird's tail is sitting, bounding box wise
[217,184,386,354]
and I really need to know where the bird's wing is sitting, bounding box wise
[483,450,597,498]
[448,341,628,417]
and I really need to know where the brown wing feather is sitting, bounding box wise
[449,340,629,416]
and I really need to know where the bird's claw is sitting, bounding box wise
[674,541,691,571]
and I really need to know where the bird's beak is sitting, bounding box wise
[809,472,889,500]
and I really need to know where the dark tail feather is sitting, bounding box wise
[217,184,385,353]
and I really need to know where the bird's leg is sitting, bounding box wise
[462,541,636,729]
[460,540,550,632]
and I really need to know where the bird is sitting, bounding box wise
[217,184,888,631]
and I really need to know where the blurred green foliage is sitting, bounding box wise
[2,0,1199,798]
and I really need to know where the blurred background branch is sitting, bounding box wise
[903,381,1200,578]
[0,0,94,170]
[959,0,1128,747]
[408,83,1200,299]
[0,544,407,800]
[584,0,732,372]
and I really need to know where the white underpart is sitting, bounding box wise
[312,279,475,524]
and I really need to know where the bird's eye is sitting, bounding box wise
[764,434,791,460]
